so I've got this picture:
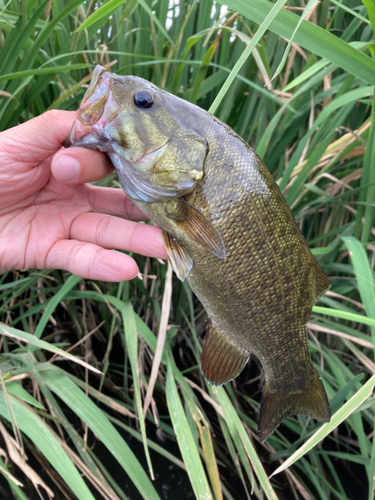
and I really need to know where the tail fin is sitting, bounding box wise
[257,370,330,442]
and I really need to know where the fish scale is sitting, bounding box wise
[65,65,331,441]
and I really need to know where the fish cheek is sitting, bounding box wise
[150,132,208,191]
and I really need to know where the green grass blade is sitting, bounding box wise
[211,386,278,500]
[0,0,47,76]
[209,0,288,114]
[341,236,375,341]
[313,306,375,328]
[33,274,82,340]
[362,0,375,34]
[137,0,174,46]
[0,389,96,500]
[359,89,375,243]
[4,381,44,410]
[42,368,162,500]
[122,301,154,478]
[0,324,100,374]
[270,375,375,477]
[270,0,319,83]
[218,0,375,85]
[75,0,125,32]
[0,64,89,84]
[166,356,213,500]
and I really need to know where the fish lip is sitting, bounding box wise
[70,133,113,152]
[63,122,112,152]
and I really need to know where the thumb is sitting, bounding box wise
[1,110,76,166]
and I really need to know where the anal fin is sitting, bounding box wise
[258,369,331,442]
[162,231,193,281]
[201,319,250,386]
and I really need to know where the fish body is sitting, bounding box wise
[66,66,331,441]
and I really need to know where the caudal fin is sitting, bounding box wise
[258,370,330,442]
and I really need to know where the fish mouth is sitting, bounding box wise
[63,121,113,152]
[64,66,119,151]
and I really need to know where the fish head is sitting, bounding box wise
[65,65,208,202]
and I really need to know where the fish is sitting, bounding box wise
[64,65,331,441]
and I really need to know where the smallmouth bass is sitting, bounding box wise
[65,65,331,441]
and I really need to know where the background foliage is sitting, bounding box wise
[0,0,375,499]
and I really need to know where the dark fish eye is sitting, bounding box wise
[134,91,154,109]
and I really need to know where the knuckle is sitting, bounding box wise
[87,247,103,277]
[95,216,111,247]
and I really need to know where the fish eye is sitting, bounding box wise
[134,91,154,109]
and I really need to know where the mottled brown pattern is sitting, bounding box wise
[67,66,331,441]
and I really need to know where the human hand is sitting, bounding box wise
[0,110,168,281]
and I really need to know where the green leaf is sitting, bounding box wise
[166,356,213,500]
[270,0,320,83]
[0,324,100,374]
[0,64,89,84]
[42,368,162,500]
[122,301,154,478]
[34,274,82,340]
[0,389,96,500]
[341,236,375,341]
[361,0,375,35]
[270,375,375,477]
[209,0,288,114]
[217,0,375,86]
[211,386,278,500]
[136,0,174,46]
[76,0,125,32]
[313,306,375,328]
[5,381,45,410]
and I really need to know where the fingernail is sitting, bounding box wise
[53,155,80,182]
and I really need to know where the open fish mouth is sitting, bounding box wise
[64,66,120,152]
[63,120,114,152]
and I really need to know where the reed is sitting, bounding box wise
[0,1,374,498]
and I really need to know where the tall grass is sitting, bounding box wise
[0,1,374,499]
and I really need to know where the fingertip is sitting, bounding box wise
[52,154,80,182]
[46,240,139,282]
[101,250,139,282]
[52,148,114,184]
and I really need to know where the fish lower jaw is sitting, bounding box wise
[69,128,114,153]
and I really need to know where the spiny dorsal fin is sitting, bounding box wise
[162,231,193,281]
[257,369,331,442]
[201,319,250,386]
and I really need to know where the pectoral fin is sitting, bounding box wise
[165,199,226,259]
[162,231,193,281]
[201,319,250,385]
